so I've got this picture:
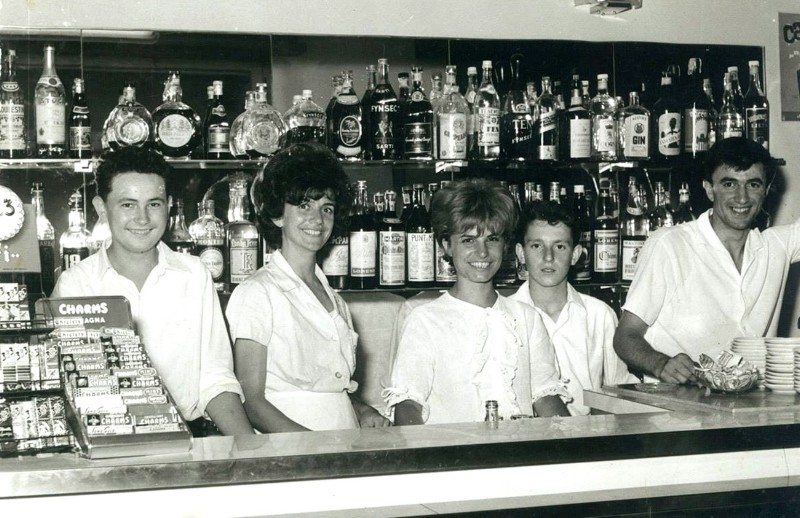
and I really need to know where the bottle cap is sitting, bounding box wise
[748,60,759,67]
[482,60,492,68]
[302,89,313,98]
[468,66,477,75]
[597,73,608,80]
[574,184,585,194]
[378,58,388,65]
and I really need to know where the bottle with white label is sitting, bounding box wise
[153,71,202,159]
[68,78,92,159]
[349,180,377,289]
[60,192,91,272]
[189,199,226,292]
[406,184,434,288]
[0,49,28,158]
[534,76,559,161]
[225,177,260,291]
[329,70,363,160]
[717,72,744,141]
[592,187,618,284]
[590,74,617,161]
[620,177,648,283]
[651,75,682,161]
[619,91,650,160]
[683,58,711,158]
[203,80,231,159]
[744,60,769,150]
[436,65,468,160]
[35,45,66,158]
[378,193,405,288]
[560,74,591,161]
[401,66,433,160]
[464,66,479,156]
[474,60,501,160]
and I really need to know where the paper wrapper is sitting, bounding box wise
[694,351,759,393]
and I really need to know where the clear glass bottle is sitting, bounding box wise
[69,78,92,159]
[164,198,195,255]
[744,60,769,150]
[348,180,378,289]
[367,59,400,160]
[329,70,363,160]
[619,91,650,160]
[229,90,254,159]
[717,72,744,141]
[226,176,260,291]
[501,53,533,161]
[474,60,501,160]
[284,89,326,145]
[727,65,745,116]
[580,80,592,110]
[35,45,66,158]
[401,66,434,160]
[189,199,226,291]
[153,71,202,159]
[436,65,469,160]
[31,183,56,295]
[244,83,286,159]
[534,76,559,161]
[673,182,695,224]
[60,192,92,272]
[590,74,617,161]
[429,73,444,110]
[683,58,712,158]
[649,181,675,231]
[571,184,592,283]
[652,75,682,160]
[561,74,591,160]
[378,191,406,288]
[464,66,480,156]
[0,49,28,158]
[204,80,231,159]
[592,187,618,284]
[702,78,718,150]
[620,177,648,283]
[105,83,154,150]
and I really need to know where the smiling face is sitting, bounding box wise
[94,172,168,260]
[516,220,581,289]
[274,196,336,257]
[703,163,767,234]
[443,227,505,287]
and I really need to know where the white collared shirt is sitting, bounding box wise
[52,242,243,421]
[624,209,800,361]
[510,282,637,415]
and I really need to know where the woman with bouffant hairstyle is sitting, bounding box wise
[227,142,389,432]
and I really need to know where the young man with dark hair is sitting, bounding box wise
[53,147,253,436]
[510,200,636,415]
[614,137,800,384]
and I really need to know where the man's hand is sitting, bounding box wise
[655,353,697,384]
[355,403,391,428]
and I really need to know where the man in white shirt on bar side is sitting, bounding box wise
[614,137,800,384]
[52,146,254,436]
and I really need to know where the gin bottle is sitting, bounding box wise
[229,91,254,159]
[535,76,558,161]
[189,199,226,291]
[401,66,433,160]
[717,72,744,141]
[744,60,769,150]
[31,183,56,295]
[244,83,286,158]
[474,60,501,160]
[590,74,617,161]
[153,71,201,159]
[0,49,28,158]
[105,83,154,150]
[226,176,260,290]
[619,91,650,160]
[60,192,92,272]
[35,45,66,158]
[69,78,92,159]
[164,198,195,254]
[436,65,468,160]
[367,59,400,160]
[501,52,532,161]
[329,70,363,160]
[204,80,231,159]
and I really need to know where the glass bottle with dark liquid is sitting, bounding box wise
[367,59,400,160]
[285,89,326,145]
[60,192,91,272]
[153,71,201,159]
[31,183,56,296]
[329,70,363,160]
[164,198,195,254]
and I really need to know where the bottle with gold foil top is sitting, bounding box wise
[35,44,66,158]
[225,176,260,291]
[153,71,201,159]
[69,78,92,159]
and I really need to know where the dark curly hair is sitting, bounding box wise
[251,142,352,249]
[516,200,580,246]
[704,137,776,184]
[95,147,172,201]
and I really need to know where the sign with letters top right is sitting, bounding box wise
[780,12,800,121]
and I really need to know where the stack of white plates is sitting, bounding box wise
[731,337,766,386]
[764,338,800,394]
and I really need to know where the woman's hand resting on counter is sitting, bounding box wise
[351,397,392,427]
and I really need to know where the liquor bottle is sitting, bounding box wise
[320,232,349,290]
[526,81,538,110]
[35,45,66,158]
[683,58,712,158]
[229,91,254,159]
[703,77,718,150]
[553,80,566,111]
[727,66,745,116]
[561,74,591,160]
[535,76,559,161]
[620,177,648,283]
[619,91,650,160]
[743,60,769,150]
[204,80,232,159]
[590,74,617,161]
[592,187,618,284]
[226,177,260,290]
[474,60,501,160]
[401,66,434,160]
[429,73,444,110]
[244,83,286,158]
[329,70,363,160]
[60,192,91,272]
[649,181,674,231]
[378,191,405,288]
[153,71,202,159]
[104,83,154,150]
[348,180,377,289]
[368,59,400,160]
[164,198,195,254]
[189,199,226,292]
[284,89,326,145]
[437,65,469,160]
[549,181,561,204]
[399,185,413,224]
[652,75,682,160]
[673,182,695,224]
[580,80,591,110]
[571,184,592,283]
[31,183,56,295]
[464,66,479,156]
[397,72,410,104]
[361,64,377,160]
[68,78,92,159]
[501,53,533,161]
[0,49,28,158]
[324,74,342,146]
[717,72,744,141]
[405,184,435,289]
[493,57,511,101]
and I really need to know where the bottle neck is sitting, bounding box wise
[32,193,45,216]
[748,65,763,95]
[356,186,369,215]
[69,206,86,230]
[42,47,57,76]
[481,67,493,86]
[228,185,249,222]
[377,63,389,85]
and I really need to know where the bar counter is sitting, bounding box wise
[2,388,800,516]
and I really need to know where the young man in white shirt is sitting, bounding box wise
[511,200,637,415]
[52,147,253,436]
[614,137,800,384]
